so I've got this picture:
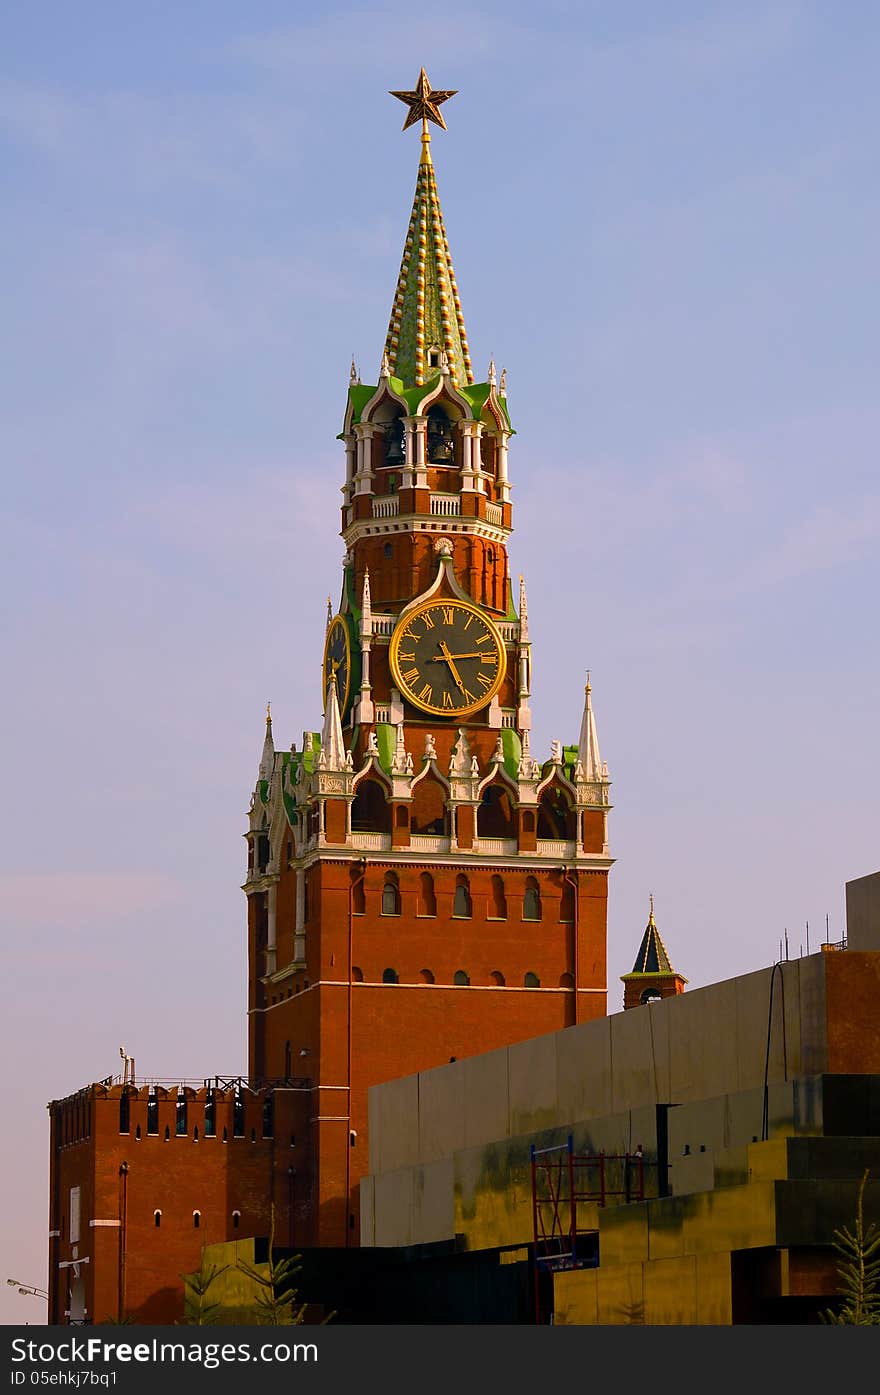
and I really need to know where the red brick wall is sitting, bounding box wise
[48,1085,298,1324]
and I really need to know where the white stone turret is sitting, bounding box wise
[320,676,346,772]
[577,672,603,781]
[516,575,532,731]
[259,703,275,780]
[356,567,374,725]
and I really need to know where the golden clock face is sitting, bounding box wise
[322,615,351,715]
[389,598,506,718]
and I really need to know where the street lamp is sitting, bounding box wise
[6,1279,48,1300]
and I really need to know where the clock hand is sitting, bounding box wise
[438,641,466,694]
[428,651,484,662]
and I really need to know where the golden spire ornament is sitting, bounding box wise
[390,67,457,138]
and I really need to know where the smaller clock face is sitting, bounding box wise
[322,616,351,714]
[389,598,507,718]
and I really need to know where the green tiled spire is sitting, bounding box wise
[384,131,473,390]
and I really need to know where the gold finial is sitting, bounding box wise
[266,701,272,726]
[390,68,457,163]
[649,893,655,925]
[585,669,592,694]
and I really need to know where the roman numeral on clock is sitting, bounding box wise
[418,683,433,703]
[477,672,492,690]
[442,607,455,626]
[442,691,454,708]
[403,668,419,683]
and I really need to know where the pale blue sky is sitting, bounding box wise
[2,1,879,1319]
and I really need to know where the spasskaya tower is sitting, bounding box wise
[244,71,613,1247]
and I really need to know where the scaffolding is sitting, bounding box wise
[530,1135,645,1323]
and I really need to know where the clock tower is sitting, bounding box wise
[244,72,614,1248]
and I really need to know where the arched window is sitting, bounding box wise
[381,873,400,916]
[641,988,663,1005]
[176,1096,188,1136]
[351,966,364,982]
[164,1125,170,1142]
[205,1092,216,1137]
[522,810,535,833]
[352,778,391,834]
[154,1210,161,1228]
[560,880,575,923]
[193,1126,199,1142]
[453,874,472,918]
[147,1090,158,1135]
[351,872,365,915]
[523,877,541,921]
[119,1091,130,1135]
[232,1211,241,1230]
[193,1211,201,1229]
[262,1095,274,1139]
[419,968,435,984]
[479,783,515,839]
[489,874,507,919]
[382,968,399,984]
[490,970,506,986]
[395,805,409,830]
[453,970,470,986]
[559,972,574,989]
[418,872,437,916]
[524,972,541,988]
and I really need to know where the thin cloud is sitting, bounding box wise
[736,496,880,591]
[0,874,180,930]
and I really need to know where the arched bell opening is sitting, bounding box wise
[425,404,456,466]
[351,777,392,834]
[537,782,577,840]
[411,773,449,836]
[478,781,516,840]
[369,395,407,474]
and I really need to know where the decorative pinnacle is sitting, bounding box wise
[390,68,457,140]
[349,356,359,386]
[266,702,272,727]
[649,894,655,925]
[585,669,592,694]
[488,357,496,386]
[380,348,391,378]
